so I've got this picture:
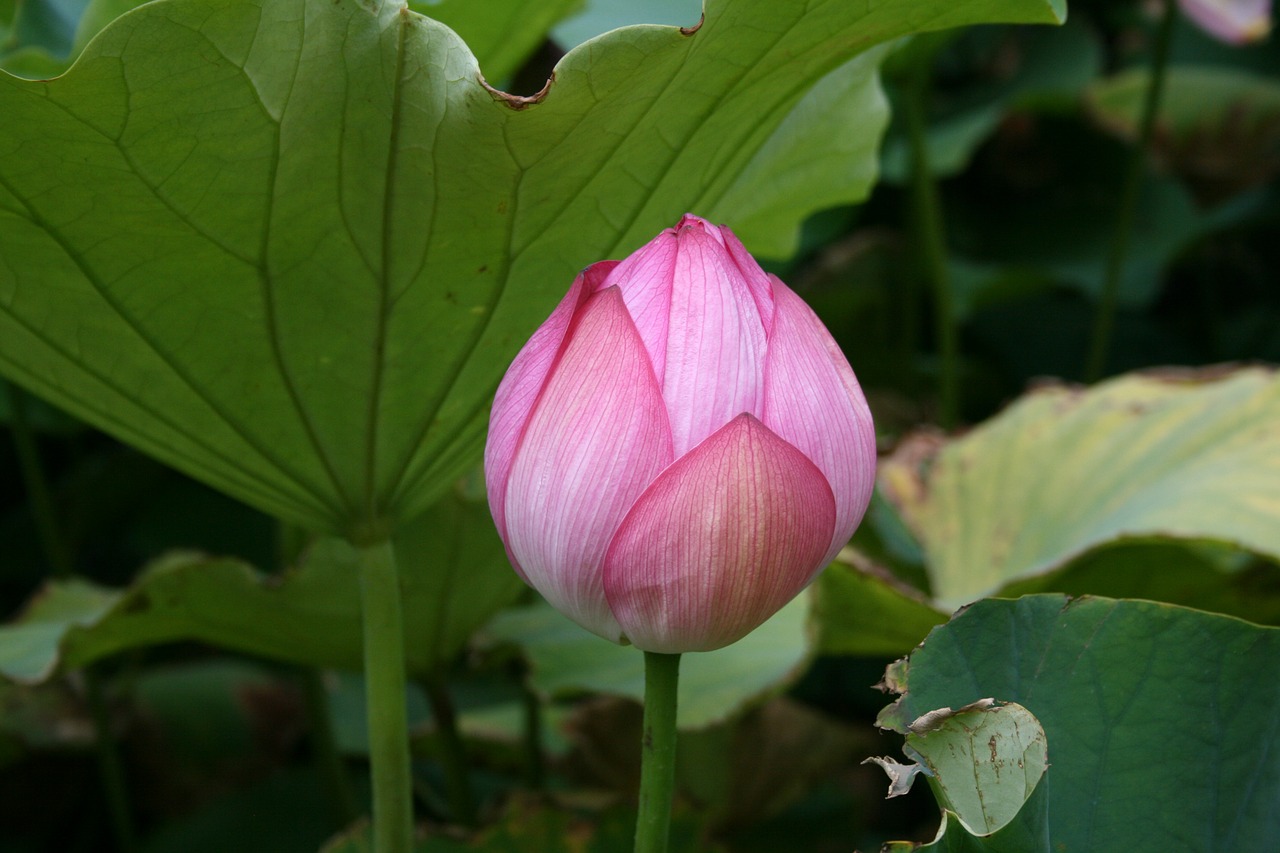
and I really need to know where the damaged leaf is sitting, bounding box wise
[867,700,1048,839]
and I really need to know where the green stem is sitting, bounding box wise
[299,668,360,828]
[903,67,959,429]
[359,539,414,853]
[633,652,681,853]
[1085,0,1177,381]
[422,671,478,827]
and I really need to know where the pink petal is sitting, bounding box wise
[503,287,673,642]
[702,216,775,332]
[761,278,876,569]
[602,230,678,380]
[603,414,836,653]
[486,261,618,550]
[653,221,768,456]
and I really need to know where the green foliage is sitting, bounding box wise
[0,484,522,681]
[4,1,1280,850]
[880,596,1280,851]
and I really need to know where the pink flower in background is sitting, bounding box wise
[1179,0,1271,44]
[485,214,876,653]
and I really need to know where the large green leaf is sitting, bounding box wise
[882,595,1280,851]
[0,0,1065,536]
[0,0,583,80]
[0,483,522,681]
[879,367,1280,608]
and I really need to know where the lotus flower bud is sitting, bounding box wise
[485,215,876,653]
[1179,0,1271,44]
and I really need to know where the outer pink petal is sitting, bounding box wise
[761,278,876,569]
[603,414,835,653]
[503,287,674,642]
[655,221,768,456]
[485,261,618,552]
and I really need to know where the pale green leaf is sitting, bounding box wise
[0,484,521,681]
[880,367,1280,608]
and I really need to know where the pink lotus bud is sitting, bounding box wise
[485,215,876,653]
[1178,0,1271,44]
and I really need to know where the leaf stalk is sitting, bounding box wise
[359,539,415,853]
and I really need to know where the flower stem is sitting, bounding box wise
[1084,0,1177,382]
[634,651,681,853]
[359,539,414,853]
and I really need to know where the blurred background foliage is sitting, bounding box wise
[2,0,1279,850]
